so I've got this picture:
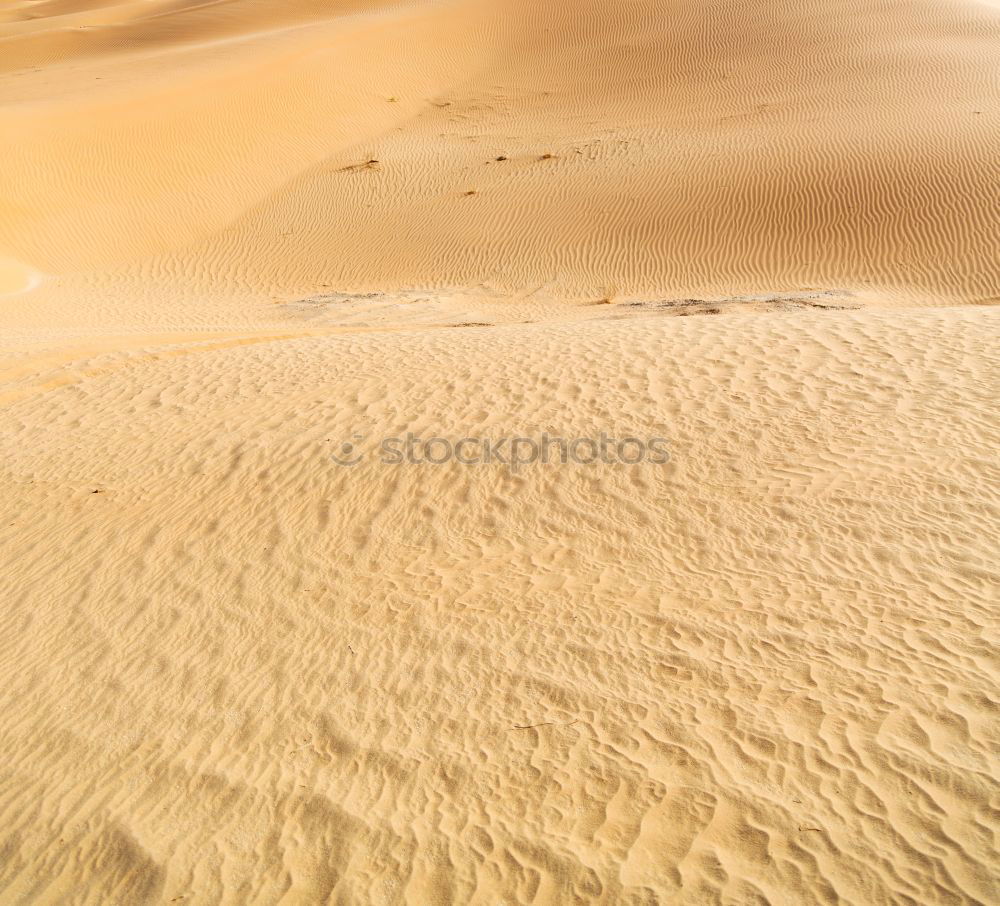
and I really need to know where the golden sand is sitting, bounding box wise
[0,1,997,903]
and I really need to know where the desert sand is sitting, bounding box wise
[0,0,998,903]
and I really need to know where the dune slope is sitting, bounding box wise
[0,0,998,904]
[1,0,999,306]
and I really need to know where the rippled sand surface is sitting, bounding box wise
[0,1,998,903]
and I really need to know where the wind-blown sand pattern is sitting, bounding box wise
[0,1,998,904]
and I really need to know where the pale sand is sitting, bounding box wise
[0,1,998,903]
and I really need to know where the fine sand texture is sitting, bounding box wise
[1,1,999,904]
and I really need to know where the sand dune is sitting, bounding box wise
[0,0,998,903]
[2,0,1000,306]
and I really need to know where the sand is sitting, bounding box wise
[0,0,998,903]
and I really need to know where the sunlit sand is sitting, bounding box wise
[0,1,997,902]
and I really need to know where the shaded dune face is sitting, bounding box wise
[0,0,998,302]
